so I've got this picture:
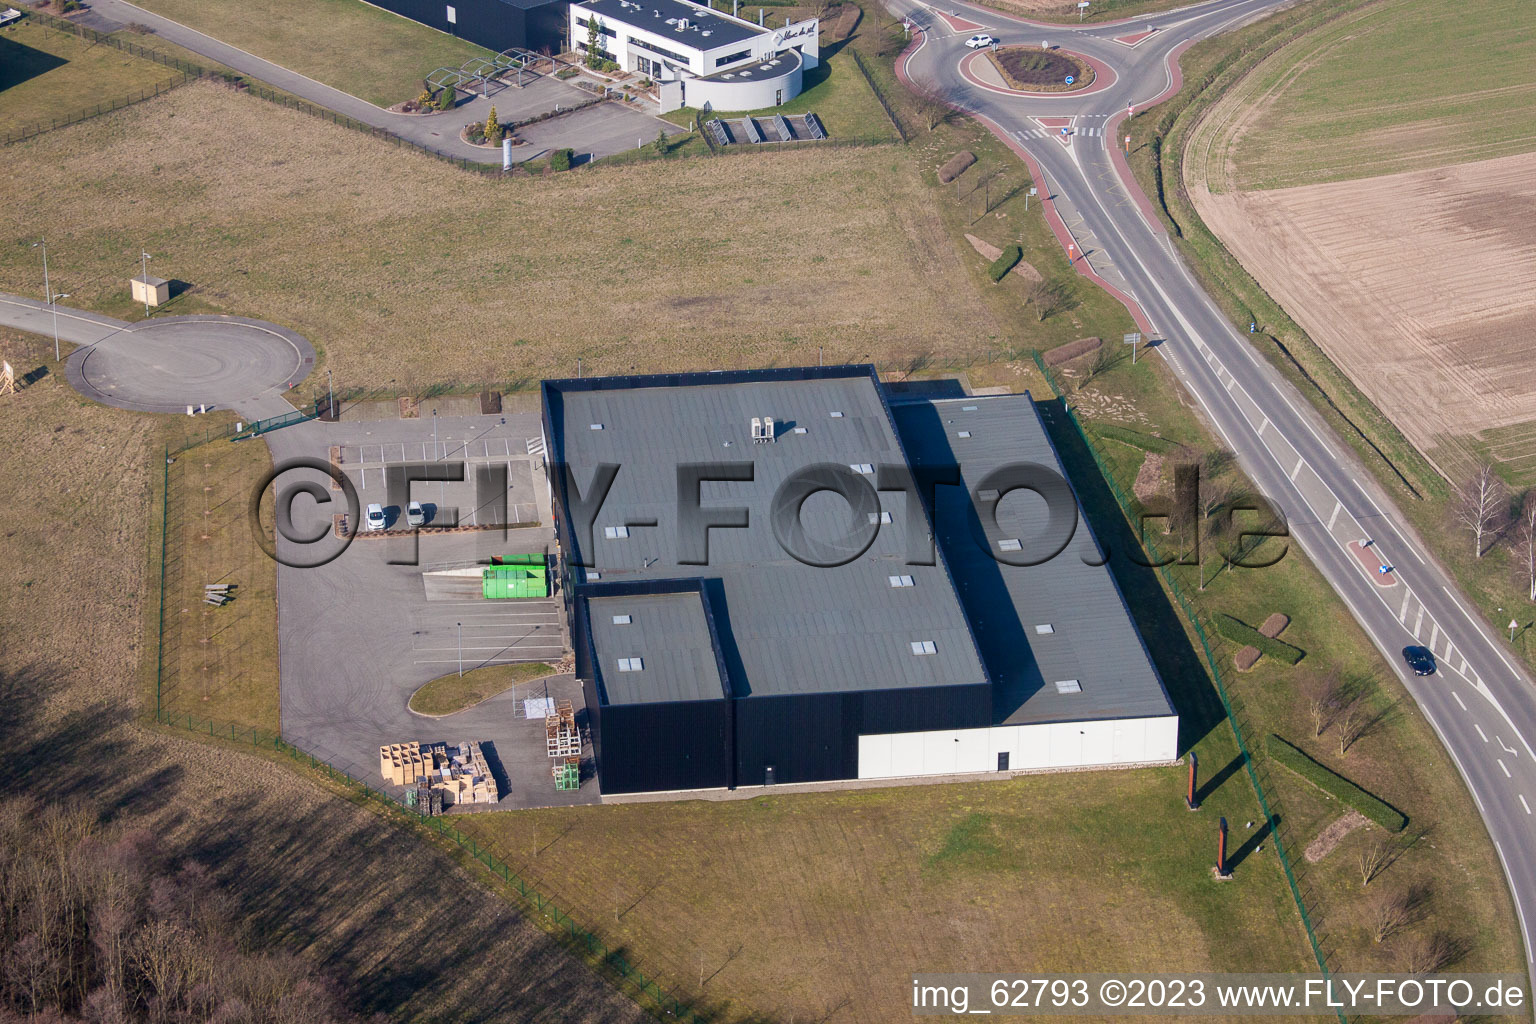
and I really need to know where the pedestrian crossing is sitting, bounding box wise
[1018,126,1102,139]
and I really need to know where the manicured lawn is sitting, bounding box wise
[129,0,497,105]
[409,661,555,716]
[0,18,186,138]
[663,47,900,142]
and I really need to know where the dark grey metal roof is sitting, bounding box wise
[549,372,989,699]
[890,394,1175,725]
[574,0,765,50]
[588,592,727,705]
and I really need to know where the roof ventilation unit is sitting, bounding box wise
[763,415,775,442]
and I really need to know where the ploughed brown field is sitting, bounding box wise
[1189,150,1536,475]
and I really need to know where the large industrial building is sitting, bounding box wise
[571,0,818,111]
[369,0,569,54]
[541,366,1177,795]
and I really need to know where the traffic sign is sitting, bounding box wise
[1065,75,1075,85]
[1123,332,1142,363]
[1061,126,1070,136]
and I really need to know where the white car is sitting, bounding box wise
[407,500,426,528]
[365,503,387,532]
[965,34,996,49]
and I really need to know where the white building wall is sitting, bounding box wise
[856,716,1179,780]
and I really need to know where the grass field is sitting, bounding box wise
[0,17,187,138]
[457,767,1309,1024]
[129,0,496,105]
[0,82,1017,389]
[158,423,280,732]
[1203,0,1536,192]
[409,661,556,716]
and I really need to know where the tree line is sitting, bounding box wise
[0,800,378,1024]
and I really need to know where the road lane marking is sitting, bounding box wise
[1399,589,1412,622]
[1430,622,1441,651]
[1523,795,1532,815]
[1454,691,1467,710]
[1290,458,1304,482]
[1477,723,1489,742]
[1413,603,1425,637]
[1327,502,1341,531]
[1500,759,1512,778]
[1442,584,1526,679]
[1501,736,1519,757]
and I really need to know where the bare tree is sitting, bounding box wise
[1394,930,1461,974]
[1369,882,1430,943]
[1358,835,1392,887]
[1516,491,1536,602]
[1303,669,1344,738]
[1454,463,1508,558]
[1027,278,1072,322]
[1338,700,1368,756]
[912,88,951,132]
[1076,343,1117,388]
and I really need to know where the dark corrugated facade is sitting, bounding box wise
[368,0,568,55]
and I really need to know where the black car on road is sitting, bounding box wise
[1402,645,1436,676]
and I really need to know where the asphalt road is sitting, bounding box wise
[70,0,679,164]
[895,0,1536,989]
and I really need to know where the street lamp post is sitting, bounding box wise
[458,622,464,677]
[433,409,439,460]
[327,368,334,418]
[48,292,70,363]
[140,251,152,317]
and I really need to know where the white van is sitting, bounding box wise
[365,503,386,531]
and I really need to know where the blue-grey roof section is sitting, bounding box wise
[546,367,989,699]
[890,393,1176,725]
[575,0,766,50]
[588,592,728,705]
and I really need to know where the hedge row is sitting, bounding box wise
[988,245,1022,282]
[939,150,975,184]
[1042,336,1101,366]
[1088,422,1184,455]
[1266,735,1407,832]
[1215,612,1304,665]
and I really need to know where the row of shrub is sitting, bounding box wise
[1215,612,1304,665]
[987,245,1022,282]
[1088,422,1185,455]
[1266,735,1407,831]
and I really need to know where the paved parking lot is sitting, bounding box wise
[262,409,599,810]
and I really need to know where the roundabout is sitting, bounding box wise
[959,46,1115,98]
[65,314,315,414]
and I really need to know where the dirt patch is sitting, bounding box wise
[1133,451,1167,504]
[986,47,1093,92]
[1304,811,1368,863]
[1190,150,1536,465]
[1259,613,1290,638]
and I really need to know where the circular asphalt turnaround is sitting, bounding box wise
[65,315,316,414]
